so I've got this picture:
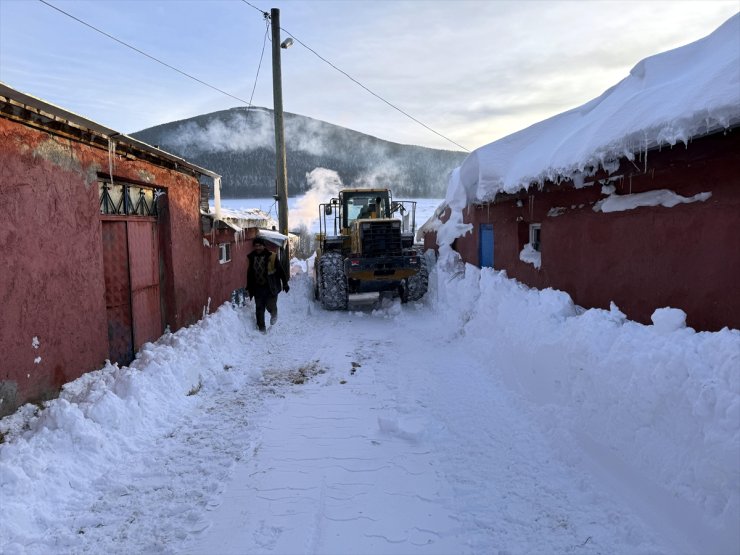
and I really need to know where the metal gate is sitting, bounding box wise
[102,218,162,366]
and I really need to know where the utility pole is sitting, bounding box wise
[271,7,290,278]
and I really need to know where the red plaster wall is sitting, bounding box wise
[0,119,108,413]
[202,228,250,308]
[423,231,438,253]
[0,116,212,414]
[164,177,210,330]
[454,131,740,331]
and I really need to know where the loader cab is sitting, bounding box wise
[342,191,391,229]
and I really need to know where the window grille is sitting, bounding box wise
[99,181,162,216]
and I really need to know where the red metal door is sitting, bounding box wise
[127,220,162,349]
[101,218,162,366]
[102,221,134,365]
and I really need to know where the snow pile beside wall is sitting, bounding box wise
[433,264,740,551]
[0,304,259,551]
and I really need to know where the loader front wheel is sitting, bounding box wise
[318,252,348,310]
[406,252,429,302]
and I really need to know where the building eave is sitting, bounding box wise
[0,81,220,180]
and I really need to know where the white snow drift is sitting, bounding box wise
[0,258,738,554]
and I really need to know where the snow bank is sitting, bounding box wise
[1,259,737,553]
[432,262,740,552]
[0,304,258,553]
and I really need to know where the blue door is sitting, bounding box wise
[479,224,494,268]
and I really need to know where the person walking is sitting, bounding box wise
[246,237,289,333]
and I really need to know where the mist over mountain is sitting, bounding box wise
[131,107,466,198]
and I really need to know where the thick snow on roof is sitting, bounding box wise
[207,205,277,231]
[256,228,290,247]
[449,14,740,206]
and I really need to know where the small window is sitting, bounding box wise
[529,223,541,252]
[218,243,231,264]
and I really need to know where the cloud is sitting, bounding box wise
[3,0,737,151]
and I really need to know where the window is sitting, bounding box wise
[529,223,541,252]
[218,243,231,264]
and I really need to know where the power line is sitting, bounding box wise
[241,1,468,151]
[242,1,268,18]
[245,18,271,118]
[39,0,469,152]
[279,27,469,152]
[38,0,255,107]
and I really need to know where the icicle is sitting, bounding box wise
[643,131,649,174]
[107,138,116,187]
[529,194,534,220]
[214,176,222,222]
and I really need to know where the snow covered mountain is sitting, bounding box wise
[131,107,466,198]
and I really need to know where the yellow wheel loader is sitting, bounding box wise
[314,188,428,310]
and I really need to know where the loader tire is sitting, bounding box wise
[318,252,348,310]
[406,252,428,302]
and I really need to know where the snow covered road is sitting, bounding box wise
[182,289,671,555]
[2,264,738,554]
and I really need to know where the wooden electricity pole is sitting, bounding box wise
[271,7,290,278]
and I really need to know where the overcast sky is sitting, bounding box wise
[0,0,737,151]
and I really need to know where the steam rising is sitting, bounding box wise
[164,109,335,157]
[167,112,273,154]
[291,168,343,230]
[135,106,467,198]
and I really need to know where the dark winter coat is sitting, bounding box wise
[247,249,288,298]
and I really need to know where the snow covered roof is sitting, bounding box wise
[448,14,740,205]
[205,205,277,232]
[256,228,290,248]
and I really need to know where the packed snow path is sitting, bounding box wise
[2,266,738,554]
[185,296,668,555]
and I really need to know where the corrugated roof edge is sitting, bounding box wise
[0,81,220,180]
